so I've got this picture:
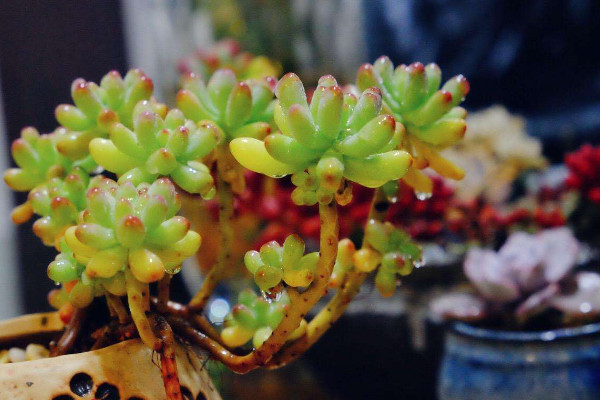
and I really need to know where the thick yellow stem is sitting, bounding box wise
[125,267,158,349]
[106,293,130,324]
[172,200,339,373]
[267,188,389,368]
[189,144,235,311]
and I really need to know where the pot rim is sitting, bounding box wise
[452,321,600,343]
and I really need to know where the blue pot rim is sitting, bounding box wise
[452,321,600,343]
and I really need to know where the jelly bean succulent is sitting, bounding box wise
[230,73,413,205]
[89,102,217,198]
[64,177,200,282]
[4,127,74,193]
[3,48,473,394]
[54,69,165,162]
[244,234,319,291]
[431,228,600,327]
[177,70,274,140]
[221,289,305,348]
[3,127,96,245]
[178,39,281,81]
[28,168,90,246]
[357,57,469,195]
[358,220,423,297]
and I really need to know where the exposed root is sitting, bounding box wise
[50,306,88,356]
[151,314,183,400]
[150,297,224,344]
[157,275,172,314]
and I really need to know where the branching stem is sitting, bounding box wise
[189,144,235,311]
[171,200,339,373]
[267,188,389,368]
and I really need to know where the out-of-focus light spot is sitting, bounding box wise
[580,302,592,314]
[209,298,230,324]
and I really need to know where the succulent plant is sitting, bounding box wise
[231,73,412,205]
[177,70,274,141]
[54,69,165,162]
[244,234,319,291]
[3,128,96,238]
[47,239,127,309]
[178,39,281,81]
[357,220,422,297]
[357,57,469,195]
[330,238,357,288]
[89,101,217,198]
[430,227,600,325]
[4,127,74,192]
[28,168,90,246]
[221,289,305,348]
[62,177,200,286]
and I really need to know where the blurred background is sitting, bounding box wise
[1,1,600,399]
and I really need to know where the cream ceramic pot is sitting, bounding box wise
[0,312,221,400]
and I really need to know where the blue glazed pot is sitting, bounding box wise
[438,322,600,400]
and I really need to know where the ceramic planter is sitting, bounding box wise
[0,312,221,400]
[438,322,600,400]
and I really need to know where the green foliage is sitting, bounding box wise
[221,289,289,348]
[177,70,274,141]
[244,234,319,291]
[62,177,200,287]
[231,73,412,205]
[89,102,217,198]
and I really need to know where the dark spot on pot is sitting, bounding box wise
[69,372,93,397]
[196,391,207,400]
[53,396,74,400]
[41,316,48,326]
[181,386,193,400]
[96,383,120,400]
[26,382,33,387]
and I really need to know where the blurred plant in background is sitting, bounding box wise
[430,227,600,329]
[443,106,547,205]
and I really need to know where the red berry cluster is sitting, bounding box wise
[387,177,454,240]
[446,199,565,245]
[565,144,600,204]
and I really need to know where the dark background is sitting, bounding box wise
[0,1,127,312]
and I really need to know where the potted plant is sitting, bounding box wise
[1,50,470,399]
[431,227,600,400]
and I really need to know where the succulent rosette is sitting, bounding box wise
[357,57,469,195]
[230,73,412,205]
[54,69,166,162]
[28,168,89,246]
[179,39,281,81]
[355,220,422,297]
[4,127,73,192]
[221,289,305,348]
[89,102,217,198]
[430,228,600,325]
[244,234,319,291]
[176,69,275,193]
[62,177,201,285]
[177,69,274,140]
[3,127,96,230]
[47,239,127,309]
